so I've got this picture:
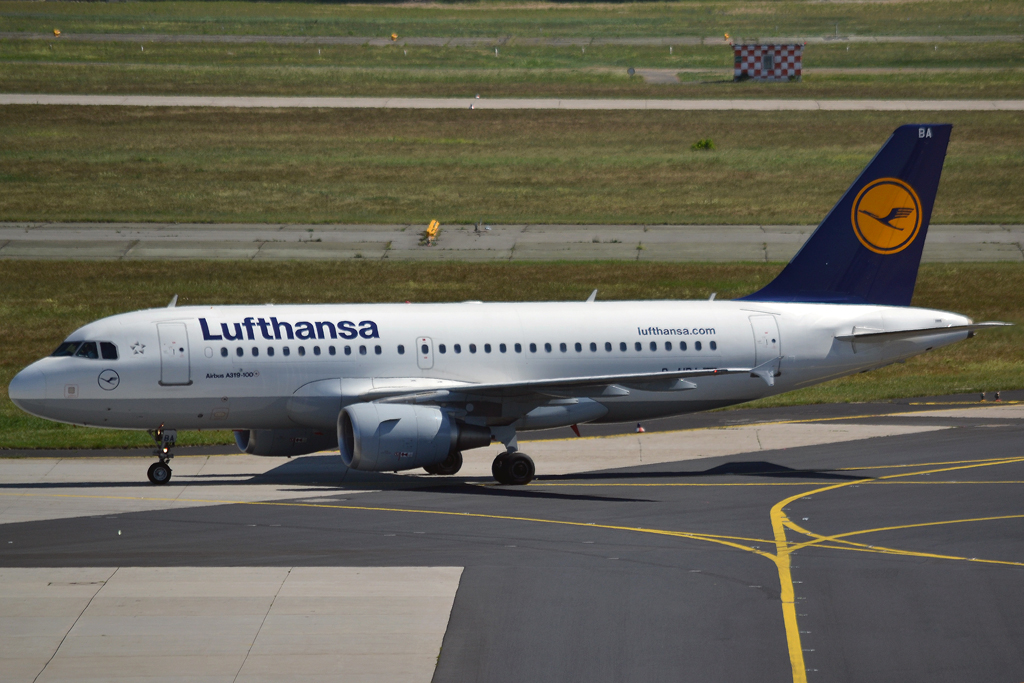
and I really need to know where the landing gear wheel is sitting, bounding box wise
[430,451,463,476]
[147,461,172,485]
[492,452,534,485]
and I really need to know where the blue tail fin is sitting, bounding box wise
[742,124,952,306]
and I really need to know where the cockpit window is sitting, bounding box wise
[100,342,118,360]
[51,341,81,357]
[75,342,99,359]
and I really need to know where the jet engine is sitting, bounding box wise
[234,428,337,457]
[339,403,491,472]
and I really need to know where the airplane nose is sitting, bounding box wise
[8,365,46,408]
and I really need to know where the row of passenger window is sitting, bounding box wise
[432,340,717,354]
[220,343,393,358]
[52,341,119,360]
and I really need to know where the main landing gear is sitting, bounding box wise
[492,451,535,486]
[147,425,176,485]
[423,451,464,476]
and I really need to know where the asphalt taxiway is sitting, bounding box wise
[2,400,1023,682]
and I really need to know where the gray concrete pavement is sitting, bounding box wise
[1,222,1021,262]
[3,31,1022,46]
[3,93,1023,110]
[1,566,461,683]
[3,403,1024,682]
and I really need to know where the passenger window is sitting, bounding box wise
[100,342,118,360]
[501,343,508,353]
[590,342,597,352]
[252,347,259,357]
[398,345,405,355]
[710,341,717,351]
[560,343,567,352]
[619,342,627,352]
[374,345,382,355]
[221,347,228,357]
[75,342,99,359]
[51,341,81,357]
[650,341,657,352]
[283,346,290,356]
[439,344,447,354]
[359,345,367,355]
[695,341,702,351]
[268,347,275,357]
[530,343,537,353]
[680,341,687,351]
[313,346,321,356]
[574,342,581,352]
[469,344,477,353]
[544,343,552,353]
[329,346,336,356]
[665,341,673,351]
[454,344,462,354]
[420,344,428,355]
[515,343,522,353]
[345,346,351,356]
[236,347,244,357]
[605,342,612,352]
[633,342,640,352]
[298,346,306,356]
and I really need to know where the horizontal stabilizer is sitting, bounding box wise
[835,321,1011,344]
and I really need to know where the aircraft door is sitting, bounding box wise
[416,337,434,370]
[157,322,192,386]
[750,315,781,365]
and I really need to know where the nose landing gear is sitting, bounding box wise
[146,425,176,485]
[492,451,535,485]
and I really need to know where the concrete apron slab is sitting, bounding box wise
[0,566,463,683]
[0,421,947,525]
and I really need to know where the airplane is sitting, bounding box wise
[8,123,1010,486]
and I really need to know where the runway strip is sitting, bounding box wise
[3,32,1022,46]
[3,222,1021,262]
[2,94,1022,110]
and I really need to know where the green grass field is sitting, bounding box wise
[2,38,1022,99]
[2,261,1021,450]
[2,0,1021,38]
[1,108,1021,225]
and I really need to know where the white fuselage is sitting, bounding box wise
[11,300,971,433]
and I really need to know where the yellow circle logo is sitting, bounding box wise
[851,177,922,254]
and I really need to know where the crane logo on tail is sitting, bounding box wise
[851,177,922,254]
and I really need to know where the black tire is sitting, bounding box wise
[491,452,511,483]
[505,453,535,485]
[433,451,463,476]
[423,463,441,475]
[147,461,172,485]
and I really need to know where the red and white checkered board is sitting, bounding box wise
[733,44,802,80]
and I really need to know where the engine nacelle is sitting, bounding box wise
[338,403,491,472]
[234,428,337,457]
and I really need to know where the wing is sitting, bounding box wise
[362,359,783,404]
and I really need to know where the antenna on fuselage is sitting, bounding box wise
[167,295,178,308]
[586,290,598,303]
[709,293,717,301]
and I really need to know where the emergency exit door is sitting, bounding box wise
[750,315,781,365]
[416,337,434,370]
[157,322,192,386]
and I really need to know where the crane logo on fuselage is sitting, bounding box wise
[199,317,380,342]
[851,177,922,255]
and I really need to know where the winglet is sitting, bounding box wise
[750,358,781,387]
[586,289,598,303]
[167,295,178,308]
